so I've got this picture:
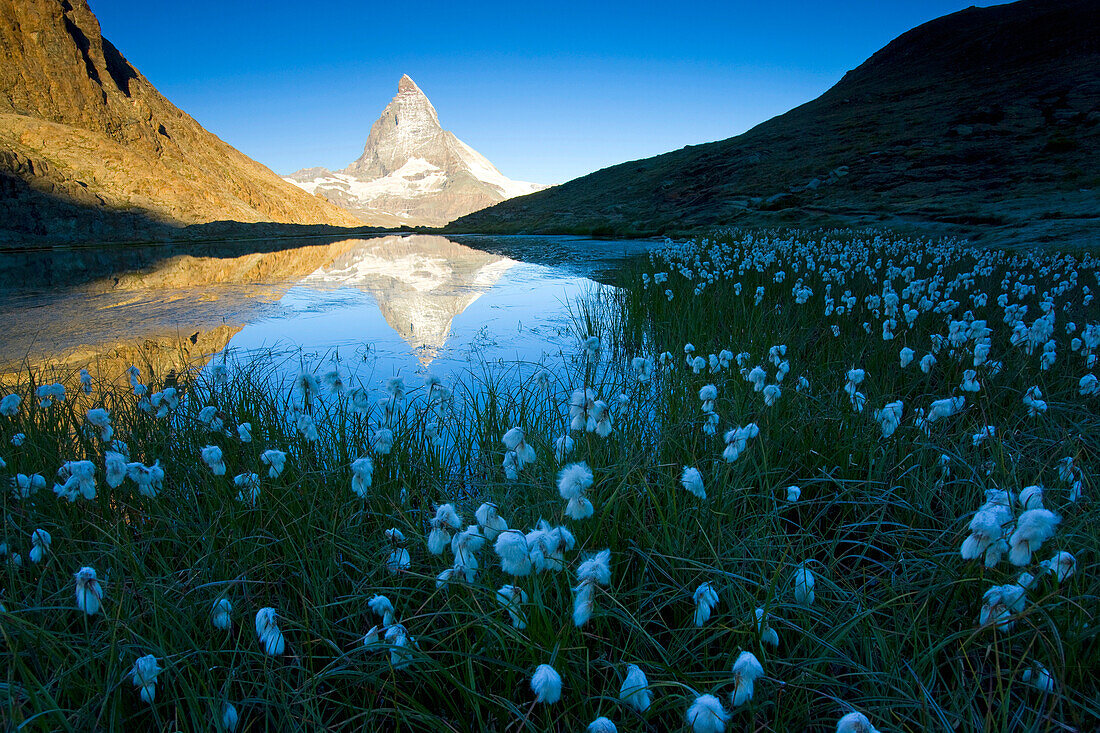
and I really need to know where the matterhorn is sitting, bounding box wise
[285,75,543,227]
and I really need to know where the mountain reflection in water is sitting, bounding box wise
[0,234,645,385]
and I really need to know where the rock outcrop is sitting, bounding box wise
[286,76,544,227]
[0,0,362,242]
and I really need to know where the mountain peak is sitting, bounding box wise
[398,74,421,95]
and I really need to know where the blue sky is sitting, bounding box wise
[94,1,1007,184]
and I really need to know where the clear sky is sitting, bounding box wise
[93,1,1008,185]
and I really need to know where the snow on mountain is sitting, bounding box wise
[284,75,545,227]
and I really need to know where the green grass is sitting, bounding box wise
[1,229,1097,731]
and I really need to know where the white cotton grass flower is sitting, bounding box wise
[86,408,112,441]
[1022,663,1055,694]
[369,594,396,626]
[293,371,320,408]
[494,529,533,576]
[747,366,767,392]
[686,693,729,733]
[1018,485,1044,510]
[960,496,1013,566]
[569,388,596,432]
[496,584,528,629]
[899,347,915,368]
[74,566,104,615]
[722,423,759,463]
[475,502,508,540]
[692,582,720,626]
[1023,385,1048,416]
[730,650,764,707]
[201,445,226,476]
[260,449,287,478]
[427,503,463,554]
[681,467,706,500]
[372,427,394,455]
[979,583,1026,631]
[588,717,617,733]
[529,522,576,572]
[450,525,484,582]
[125,460,165,498]
[756,607,779,648]
[0,393,20,416]
[591,399,614,438]
[36,383,66,407]
[620,663,652,712]
[583,335,601,363]
[53,460,97,502]
[502,427,537,471]
[11,433,25,446]
[80,368,93,393]
[573,548,611,627]
[691,356,707,374]
[762,383,781,407]
[784,485,802,502]
[131,654,161,704]
[1040,551,1076,582]
[558,461,595,519]
[237,423,252,443]
[234,472,260,504]
[794,565,815,606]
[350,457,373,497]
[385,623,418,670]
[874,400,903,438]
[211,598,233,630]
[29,528,51,563]
[104,451,127,489]
[198,405,224,432]
[1080,373,1099,396]
[222,702,239,731]
[531,663,562,704]
[255,607,286,656]
[554,434,575,463]
[919,353,937,373]
[296,412,319,442]
[971,425,996,446]
[1008,509,1061,566]
[836,711,881,733]
[699,384,718,412]
[632,355,656,383]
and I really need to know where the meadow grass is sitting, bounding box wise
[1,229,1097,731]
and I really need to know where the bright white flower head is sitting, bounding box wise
[531,663,562,704]
[54,460,97,502]
[369,594,396,626]
[201,445,226,476]
[747,366,767,392]
[899,347,915,368]
[794,565,815,606]
[1041,551,1076,582]
[211,598,233,629]
[28,528,51,563]
[427,503,463,554]
[979,583,1026,631]
[588,717,617,733]
[86,408,113,441]
[554,434,575,463]
[255,607,286,655]
[686,694,729,733]
[1008,509,1060,566]
[620,663,652,712]
[1022,663,1055,694]
[836,712,880,733]
[569,388,597,431]
[681,467,706,500]
[261,449,287,478]
[475,502,508,540]
[237,423,252,443]
[233,472,260,504]
[502,427,537,470]
[874,400,903,438]
[222,702,239,731]
[495,529,533,576]
[131,654,161,704]
[693,582,720,626]
[762,383,781,407]
[496,584,529,629]
[450,525,484,582]
[730,651,764,707]
[1018,485,1044,510]
[756,607,779,647]
[74,566,104,615]
[350,457,373,498]
[785,485,801,502]
[0,393,21,416]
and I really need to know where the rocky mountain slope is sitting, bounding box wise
[450,0,1099,248]
[0,0,361,242]
[285,76,544,227]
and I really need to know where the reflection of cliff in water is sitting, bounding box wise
[302,235,514,364]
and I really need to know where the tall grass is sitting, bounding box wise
[1,229,1097,731]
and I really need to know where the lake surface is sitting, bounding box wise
[0,234,652,388]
